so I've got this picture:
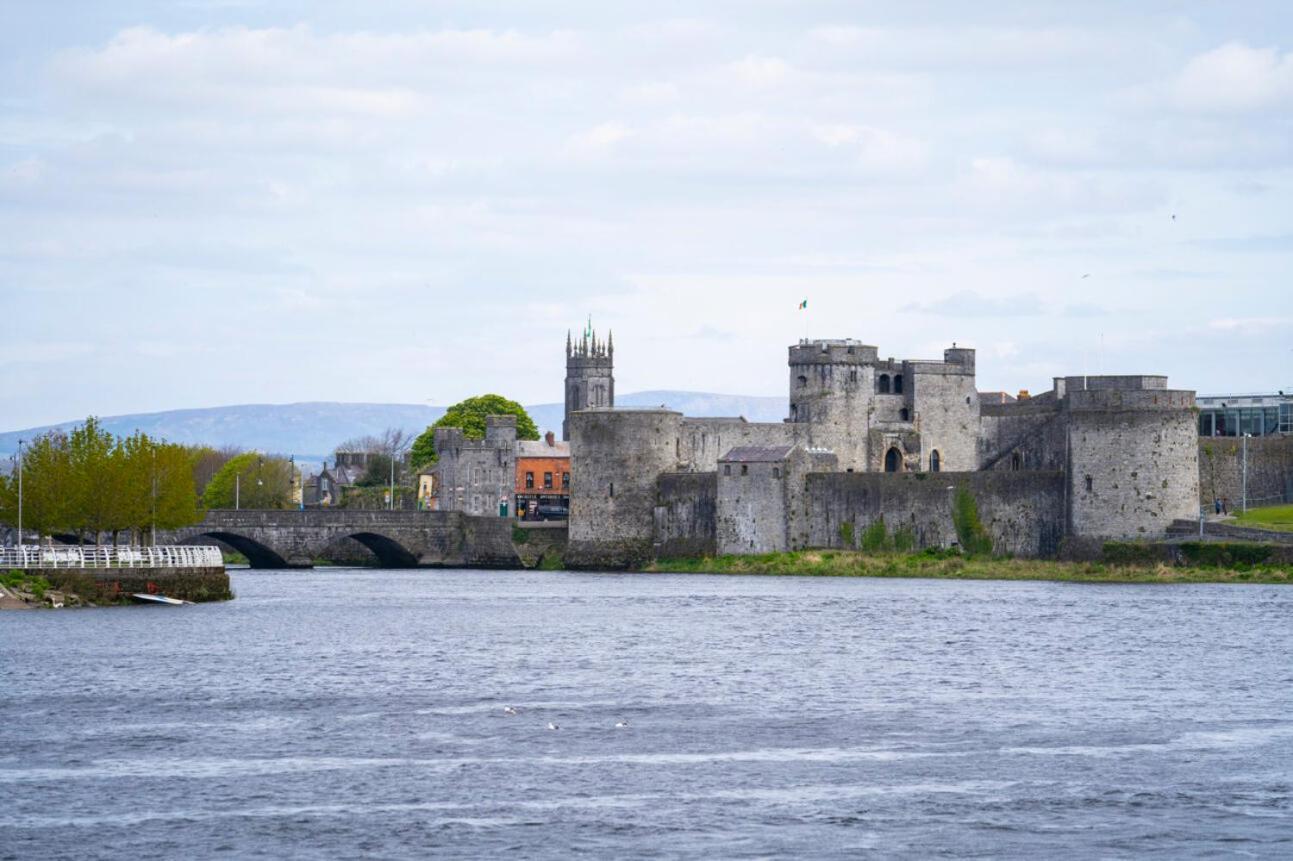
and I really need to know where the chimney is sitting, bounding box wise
[545,431,556,447]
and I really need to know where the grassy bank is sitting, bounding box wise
[1233,504,1293,532]
[648,550,1293,584]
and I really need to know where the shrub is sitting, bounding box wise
[861,518,890,552]
[1180,542,1273,568]
[951,486,994,557]
[511,524,530,544]
[1102,542,1163,565]
[892,525,916,553]
[838,521,855,548]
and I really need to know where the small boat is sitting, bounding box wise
[130,593,192,606]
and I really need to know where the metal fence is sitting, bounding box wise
[0,545,223,570]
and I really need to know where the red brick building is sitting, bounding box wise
[515,431,570,519]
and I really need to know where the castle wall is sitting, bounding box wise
[679,418,799,472]
[1066,389,1199,539]
[567,408,683,569]
[1197,435,1293,509]
[804,471,1066,558]
[979,402,1066,471]
[653,472,717,558]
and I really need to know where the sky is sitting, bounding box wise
[2,1,1292,431]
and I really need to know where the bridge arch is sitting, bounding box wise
[183,531,289,569]
[346,532,419,568]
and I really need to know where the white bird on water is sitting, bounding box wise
[615,721,629,729]
[503,706,518,716]
[547,722,560,731]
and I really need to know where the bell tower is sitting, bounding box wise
[564,322,614,440]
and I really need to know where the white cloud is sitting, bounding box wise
[1171,42,1293,112]
[570,121,634,151]
[726,55,793,86]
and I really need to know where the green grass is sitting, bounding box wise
[1233,504,1293,532]
[648,549,1293,585]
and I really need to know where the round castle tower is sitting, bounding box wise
[563,328,614,441]
[1063,377,1200,540]
[566,408,683,569]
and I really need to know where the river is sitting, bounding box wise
[2,569,1292,858]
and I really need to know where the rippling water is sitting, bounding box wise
[3,569,1292,859]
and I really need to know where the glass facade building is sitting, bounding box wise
[1197,393,1293,437]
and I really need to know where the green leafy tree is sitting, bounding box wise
[67,417,126,542]
[0,431,73,538]
[202,452,293,509]
[410,394,539,468]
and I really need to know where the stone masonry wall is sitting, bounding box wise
[654,472,717,557]
[1198,435,1293,509]
[1067,391,1200,540]
[567,409,684,569]
[717,460,789,554]
[679,418,798,472]
[805,471,1066,558]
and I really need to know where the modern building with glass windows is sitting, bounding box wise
[1197,393,1293,437]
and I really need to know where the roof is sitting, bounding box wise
[720,445,796,463]
[516,439,570,458]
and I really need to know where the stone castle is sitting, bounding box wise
[561,331,1200,568]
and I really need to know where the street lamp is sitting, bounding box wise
[16,438,23,551]
[1242,432,1251,514]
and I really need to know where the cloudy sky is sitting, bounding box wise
[2,1,1292,430]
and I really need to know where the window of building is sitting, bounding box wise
[797,375,808,388]
[900,408,910,421]
[741,464,749,475]
[525,471,534,489]
[609,483,614,497]
[894,374,904,394]
[321,478,330,492]
[772,467,781,478]
[724,464,731,476]
[562,472,570,488]
[1085,476,1093,492]
[1282,403,1293,434]
[930,450,941,472]
[878,374,891,394]
[1011,452,1021,471]
[544,472,553,489]
[848,369,858,383]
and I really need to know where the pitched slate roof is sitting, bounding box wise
[719,445,796,463]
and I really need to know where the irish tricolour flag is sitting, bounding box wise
[798,299,807,310]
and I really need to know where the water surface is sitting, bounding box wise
[2,569,1292,858]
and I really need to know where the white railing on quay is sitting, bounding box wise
[0,545,224,570]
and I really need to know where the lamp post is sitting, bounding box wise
[389,454,395,511]
[16,439,23,551]
[235,473,240,510]
[1242,432,1251,514]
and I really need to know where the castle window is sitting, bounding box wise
[966,396,971,405]
[930,450,941,472]
[772,467,781,478]
[609,483,614,498]
[544,472,553,489]
[900,408,910,421]
[525,471,534,489]
[741,464,749,475]
[848,369,858,383]
[797,375,808,388]
[724,464,731,476]
[878,374,891,394]
[884,447,902,473]
[894,374,904,394]
[1011,452,1021,471]
[1085,476,1093,492]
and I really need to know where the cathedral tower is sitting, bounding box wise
[564,323,614,440]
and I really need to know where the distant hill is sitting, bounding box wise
[0,392,788,465]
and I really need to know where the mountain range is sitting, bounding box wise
[0,391,789,467]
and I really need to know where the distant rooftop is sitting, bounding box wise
[720,445,796,463]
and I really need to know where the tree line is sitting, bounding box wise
[0,418,298,544]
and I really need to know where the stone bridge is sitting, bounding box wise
[165,509,566,569]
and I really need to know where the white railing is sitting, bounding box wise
[0,545,224,570]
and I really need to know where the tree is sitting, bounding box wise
[0,431,72,539]
[410,394,538,468]
[67,417,125,542]
[188,445,241,497]
[202,452,293,510]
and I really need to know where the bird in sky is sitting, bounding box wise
[1081,273,1090,279]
